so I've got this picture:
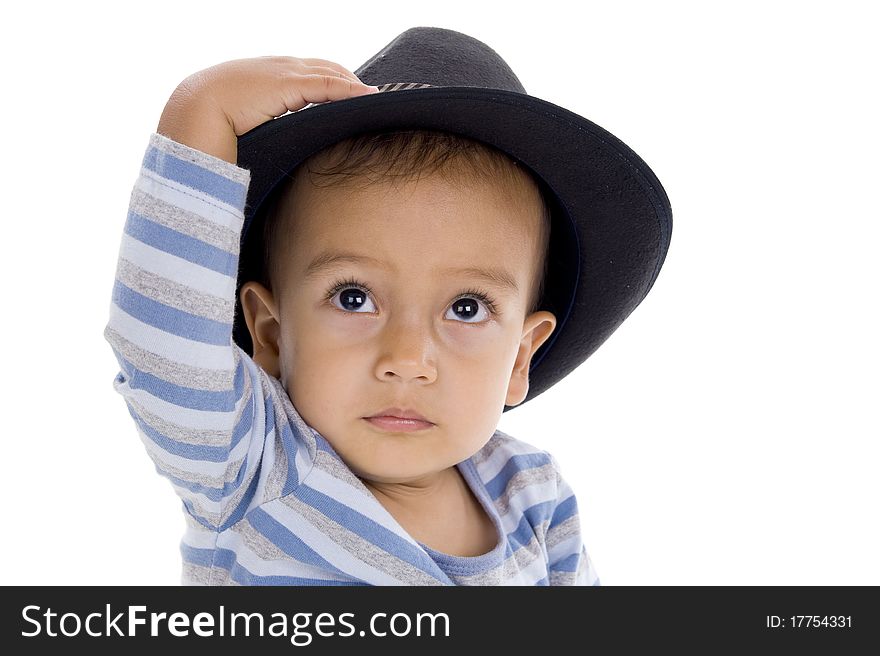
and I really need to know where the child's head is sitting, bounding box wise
[239,129,557,485]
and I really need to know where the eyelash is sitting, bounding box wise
[324,276,499,316]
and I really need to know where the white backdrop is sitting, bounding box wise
[1,0,877,585]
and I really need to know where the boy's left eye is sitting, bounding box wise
[445,297,491,323]
[328,285,493,323]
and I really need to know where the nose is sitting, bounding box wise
[374,314,438,383]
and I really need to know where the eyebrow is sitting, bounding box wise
[303,250,520,294]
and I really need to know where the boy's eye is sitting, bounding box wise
[444,297,491,323]
[329,286,492,323]
[333,287,377,313]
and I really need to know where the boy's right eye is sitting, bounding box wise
[324,277,378,314]
[332,286,377,313]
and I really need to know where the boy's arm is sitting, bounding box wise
[105,57,379,530]
[104,132,260,531]
[545,454,601,586]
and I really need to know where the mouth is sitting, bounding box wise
[363,408,435,432]
[363,416,436,432]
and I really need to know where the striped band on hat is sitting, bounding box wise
[298,82,435,113]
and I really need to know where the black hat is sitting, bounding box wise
[234,26,672,411]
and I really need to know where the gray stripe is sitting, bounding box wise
[509,532,547,575]
[314,448,369,491]
[161,472,223,526]
[183,510,215,535]
[545,514,580,550]
[260,436,288,502]
[181,562,215,585]
[376,82,434,92]
[140,429,236,492]
[125,392,235,447]
[446,556,508,585]
[263,374,311,497]
[105,325,235,393]
[232,519,352,582]
[449,533,544,585]
[151,132,251,187]
[492,463,556,516]
[232,517,357,582]
[233,517,290,562]
[131,186,240,252]
[278,493,443,585]
[135,360,253,492]
[265,373,318,464]
[116,257,234,324]
[469,431,510,466]
[298,82,435,112]
[549,569,577,586]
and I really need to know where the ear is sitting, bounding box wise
[239,281,282,378]
[505,310,557,407]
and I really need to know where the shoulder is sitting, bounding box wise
[468,429,566,518]
[470,429,562,480]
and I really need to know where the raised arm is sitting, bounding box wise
[104,57,379,530]
[104,132,257,530]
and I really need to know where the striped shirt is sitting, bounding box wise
[104,132,600,586]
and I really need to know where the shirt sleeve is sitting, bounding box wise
[544,453,601,586]
[103,133,308,532]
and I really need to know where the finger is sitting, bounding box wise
[299,58,367,85]
[289,73,378,108]
[302,64,366,85]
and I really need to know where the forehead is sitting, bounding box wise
[279,170,542,283]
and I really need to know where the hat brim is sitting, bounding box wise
[234,86,672,410]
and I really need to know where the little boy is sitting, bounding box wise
[105,28,671,585]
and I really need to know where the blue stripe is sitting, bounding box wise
[508,499,555,549]
[254,387,300,496]
[314,433,337,454]
[259,392,301,496]
[180,544,362,585]
[125,210,238,277]
[548,493,578,528]
[231,568,366,586]
[117,353,243,412]
[143,145,247,208]
[113,280,230,345]
[484,452,553,500]
[279,424,300,496]
[523,498,556,527]
[129,404,229,461]
[180,544,215,567]
[178,466,260,530]
[551,552,580,573]
[147,394,256,502]
[293,485,443,581]
[247,507,350,577]
[219,468,262,531]
[182,499,217,531]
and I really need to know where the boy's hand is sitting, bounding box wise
[157,57,379,164]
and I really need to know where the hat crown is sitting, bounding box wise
[354,27,526,93]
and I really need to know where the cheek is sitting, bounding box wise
[449,327,521,377]
[285,334,368,386]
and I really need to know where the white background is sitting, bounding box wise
[1,0,877,586]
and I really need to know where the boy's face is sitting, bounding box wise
[240,170,556,486]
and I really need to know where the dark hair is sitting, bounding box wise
[254,128,551,313]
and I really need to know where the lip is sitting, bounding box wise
[367,407,432,422]
[364,407,435,432]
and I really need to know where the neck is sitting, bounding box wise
[361,467,462,511]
